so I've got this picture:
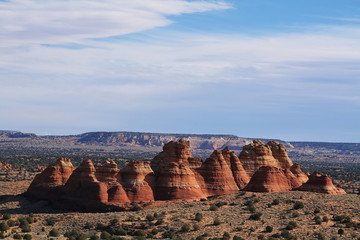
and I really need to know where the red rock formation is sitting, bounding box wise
[28,158,74,189]
[239,140,281,176]
[197,150,239,196]
[65,159,109,203]
[267,141,293,169]
[221,147,250,189]
[296,171,346,195]
[283,168,302,189]
[94,160,130,204]
[26,158,75,200]
[25,139,345,210]
[119,160,154,202]
[95,160,119,183]
[187,157,203,169]
[151,139,206,200]
[243,166,292,193]
[151,138,193,173]
[155,161,206,200]
[290,163,309,184]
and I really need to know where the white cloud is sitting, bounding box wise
[0,0,230,47]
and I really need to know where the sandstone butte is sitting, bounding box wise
[25,139,345,211]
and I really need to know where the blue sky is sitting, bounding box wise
[1,0,360,142]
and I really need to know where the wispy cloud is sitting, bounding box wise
[0,0,230,47]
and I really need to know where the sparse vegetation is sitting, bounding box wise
[213,218,221,225]
[293,201,304,210]
[49,228,60,237]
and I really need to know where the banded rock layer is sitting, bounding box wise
[25,139,345,210]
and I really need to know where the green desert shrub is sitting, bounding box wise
[222,232,231,240]
[272,199,280,205]
[49,228,60,237]
[195,212,203,222]
[338,229,344,235]
[130,202,141,211]
[2,213,11,220]
[7,219,19,227]
[21,223,31,233]
[162,229,175,239]
[155,219,164,225]
[233,236,245,240]
[193,224,200,231]
[285,221,297,230]
[134,230,145,236]
[249,212,262,220]
[13,233,22,239]
[146,214,155,222]
[265,226,273,233]
[181,224,190,232]
[64,229,87,240]
[100,231,111,240]
[209,204,218,211]
[0,222,9,232]
[213,218,221,225]
[293,201,304,210]
[23,234,32,240]
[322,216,329,222]
[45,217,57,226]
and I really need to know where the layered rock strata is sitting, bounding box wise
[290,163,309,184]
[243,166,292,193]
[25,139,345,210]
[295,171,346,195]
[239,140,281,176]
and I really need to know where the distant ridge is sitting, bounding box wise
[0,130,292,150]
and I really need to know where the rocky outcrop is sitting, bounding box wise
[119,160,154,202]
[26,158,75,200]
[295,171,346,195]
[151,139,193,173]
[197,150,239,195]
[65,159,109,203]
[152,139,206,200]
[290,163,309,184]
[239,140,281,176]
[222,147,250,189]
[283,168,302,189]
[243,166,292,192]
[267,141,293,169]
[25,139,344,211]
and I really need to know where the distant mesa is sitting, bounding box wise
[25,139,345,211]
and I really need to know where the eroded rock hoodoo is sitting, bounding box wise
[25,139,345,210]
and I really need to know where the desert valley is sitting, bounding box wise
[0,132,359,240]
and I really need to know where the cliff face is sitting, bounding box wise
[25,139,344,210]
